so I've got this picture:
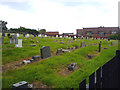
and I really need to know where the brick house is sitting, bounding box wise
[76,27,119,38]
[45,31,59,37]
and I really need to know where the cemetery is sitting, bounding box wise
[1,32,119,88]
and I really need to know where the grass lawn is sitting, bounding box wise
[2,36,118,88]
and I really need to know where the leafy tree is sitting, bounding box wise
[39,29,46,35]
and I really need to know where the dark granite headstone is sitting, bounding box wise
[100,41,102,43]
[99,43,101,52]
[2,33,5,37]
[88,55,94,59]
[23,34,25,37]
[40,46,51,59]
[7,33,10,37]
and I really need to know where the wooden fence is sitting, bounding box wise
[77,50,120,89]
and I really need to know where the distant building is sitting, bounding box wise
[45,31,59,37]
[0,20,7,32]
[76,26,119,38]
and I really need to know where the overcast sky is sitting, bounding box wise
[0,0,119,34]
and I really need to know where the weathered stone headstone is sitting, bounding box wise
[68,63,77,71]
[70,39,73,43]
[56,48,62,55]
[12,81,33,88]
[80,42,85,47]
[62,49,70,53]
[32,55,40,61]
[26,34,29,38]
[0,38,4,45]
[30,44,36,47]
[99,43,101,52]
[15,39,22,47]
[17,33,20,37]
[60,42,64,44]
[40,46,51,59]
[75,46,78,49]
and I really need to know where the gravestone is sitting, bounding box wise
[7,33,10,37]
[12,81,29,88]
[111,42,113,46]
[56,48,62,55]
[2,33,5,37]
[12,81,33,88]
[75,46,78,49]
[40,46,51,59]
[100,41,102,43]
[17,33,20,37]
[60,42,64,44]
[32,55,40,61]
[88,55,94,59]
[34,34,36,37]
[0,38,4,45]
[30,44,36,47]
[68,63,77,71]
[15,39,22,47]
[80,42,85,47]
[22,60,31,64]
[23,34,25,37]
[99,43,101,52]
[70,39,73,43]
[26,34,29,38]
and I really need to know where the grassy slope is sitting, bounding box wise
[2,41,118,88]
[2,36,106,64]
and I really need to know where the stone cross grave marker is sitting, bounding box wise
[15,39,22,47]
[40,46,51,59]
[80,42,85,47]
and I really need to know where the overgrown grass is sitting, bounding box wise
[2,41,118,88]
[2,36,114,64]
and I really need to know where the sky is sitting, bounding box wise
[0,0,119,34]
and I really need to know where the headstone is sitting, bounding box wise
[111,42,113,46]
[88,55,94,59]
[7,33,10,37]
[10,38,15,44]
[34,34,36,37]
[75,46,78,49]
[12,81,32,88]
[80,42,85,47]
[17,33,20,37]
[2,33,5,37]
[23,34,25,37]
[104,48,108,49]
[68,63,77,71]
[60,42,64,44]
[62,49,70,53]
[30,44,36,47]
[100,41,102,43]
[70,39,73,43]
[32,55,40,61]
[26,34,29,38]
[0,38,4,45]
[22,60,31,64]
[15,39,22,47]
[56,48,62,55]
[99,43,101,52]
[40,46,51,59]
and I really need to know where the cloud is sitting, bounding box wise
[0,0,119,34]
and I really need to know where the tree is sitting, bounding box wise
[39,29,46,35]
